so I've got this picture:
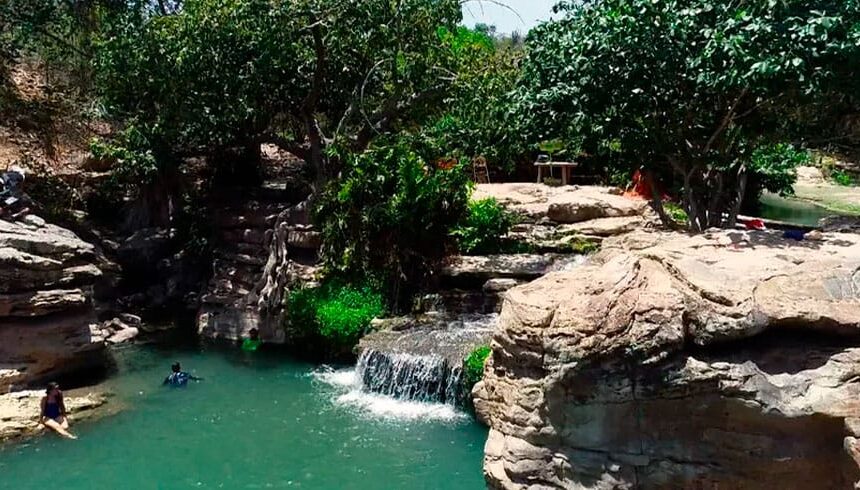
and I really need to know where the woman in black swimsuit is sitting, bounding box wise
[40,382,77,439]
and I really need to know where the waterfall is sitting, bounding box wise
[356,350,465,406]
[353,314,497,407]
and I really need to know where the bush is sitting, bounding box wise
[832,170,854,187]
[663,202,689,226]
[568,237,599,255]
[451,198,515,255]
[286,282,385,352]
[317,141,471,309]
[463,345,492,390]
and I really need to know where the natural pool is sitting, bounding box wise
[757,192,840,227]
[0,342,487,489]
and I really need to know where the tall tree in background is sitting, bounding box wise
[519,0,860,230]
[95,0,463,188]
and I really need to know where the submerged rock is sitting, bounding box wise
[475,229,860,489]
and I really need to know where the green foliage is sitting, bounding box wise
[462,345,491,389]
[424,26,527,175]
[95,0,463,182]
[663,203,689,226]
[317,140,471,308]
[519,0,860,230]
[537,139,565,159]
[568,237,599,255]
[287,282,385,350]
[90,125,161,190]
[750,143,808,196]
[451,198,515,255]
[832,170,855,187]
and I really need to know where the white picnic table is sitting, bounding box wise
[535,161,579,186]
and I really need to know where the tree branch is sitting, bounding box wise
[704,87,748,154]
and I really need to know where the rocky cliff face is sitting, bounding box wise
[0,217,109,392]
[474,229,860,489]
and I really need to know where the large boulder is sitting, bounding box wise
[0,218,109,392]
[473,184,649,223]
[475,229,860,489]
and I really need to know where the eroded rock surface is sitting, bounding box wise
[0,218,109,392]
[475,229,860,489]
[0,389,109,442]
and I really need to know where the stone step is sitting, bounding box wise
[440,254,585,289]
[208,278,253,297]
[213,251,267,267]
[219,228,268,247]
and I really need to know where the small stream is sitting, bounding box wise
[0,342,487,489]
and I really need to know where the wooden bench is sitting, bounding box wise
[535,161,579,186]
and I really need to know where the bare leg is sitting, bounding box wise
[43,418,77,439]
[59,416,70,430]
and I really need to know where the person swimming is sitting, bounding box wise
[241,328,263,352]
[40,382,77,440]
[163,362,203,387]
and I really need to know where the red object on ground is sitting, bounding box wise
[745,219,766,231]
[623,170,670,201]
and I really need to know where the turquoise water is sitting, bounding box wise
[0,343,487,489]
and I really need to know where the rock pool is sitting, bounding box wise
[0,343,487,489]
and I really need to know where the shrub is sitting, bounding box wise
[286,282,385,351]
[451,198,515,255]
[463,345,492,390]
[832,170,854,187]
[317,141,471,309]
[569,237,599,255]
[663,202,689,226]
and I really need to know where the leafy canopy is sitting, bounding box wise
[519,0,860,230]
[95,0,463,180]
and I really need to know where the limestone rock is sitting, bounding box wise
[0,217,107,392]
[0,389,110,442]
[441,254,584,288]
[475,229,860,489]
[474,184,649,223]
[483,279,521,293]
[107,326,139,344]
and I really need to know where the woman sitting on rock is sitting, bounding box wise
[40,382,77,439]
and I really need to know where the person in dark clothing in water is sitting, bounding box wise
[40,382,77,439]
[163,362,203,387]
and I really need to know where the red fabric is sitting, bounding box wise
[745,219,766,230]
[623,170,670,201]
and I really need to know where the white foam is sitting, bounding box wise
[314,367,358,388]
[313,367,467,423]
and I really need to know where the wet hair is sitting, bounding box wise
[249,328,259,337]
[46,382,60,395]
[171,362,181,373]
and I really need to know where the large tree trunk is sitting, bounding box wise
[681,165,749,232]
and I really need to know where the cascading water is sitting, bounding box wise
[353,314,497,407]
[314,314,497,419]
[357,350,465,405]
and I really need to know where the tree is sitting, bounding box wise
[95,0,463,188]
[424,26,527,175]
[518,0,860,230]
